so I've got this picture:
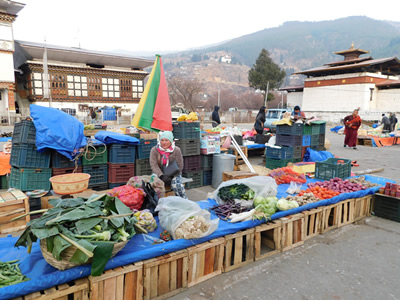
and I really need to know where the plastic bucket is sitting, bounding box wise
[211,153,236,188]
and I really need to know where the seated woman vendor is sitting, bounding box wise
[149,131,187,198]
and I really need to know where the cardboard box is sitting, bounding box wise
[200,134,220,154]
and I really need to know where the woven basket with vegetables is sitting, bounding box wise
[14,194,145,276]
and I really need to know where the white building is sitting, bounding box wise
[285,44,400,122]
[221,55,231,64]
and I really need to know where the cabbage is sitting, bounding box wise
[253,196,265,207]
[277,199,290,211]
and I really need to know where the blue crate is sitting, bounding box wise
[10,144,51,168]
[9,167,52,191]
[203,170,212,186]
[108,144,136,163]
[276,123,303,136]
[51,150,82,168]
[12,120,36,145]
[302,135,311,146]
[83,164,108,185]
[136,139,157,159]
[266,146,294,159]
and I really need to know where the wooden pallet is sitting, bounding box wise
[14,278,89,300]
[281,214,305,251]
[143,249,188,300]
[254,220,282,260]
[302,208,323,240]
[187,238,224,287]
[89,262,143,300]
[337,199,355,227]
[0,189,30,234]
[231,146,248,165]
[321,204,340,233]
[353,195,372,222]
[223,228,255,272]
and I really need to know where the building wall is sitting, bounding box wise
[286,92,303,109]
[0,52,14,82]
[375,88,400,113]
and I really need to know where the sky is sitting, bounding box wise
[12,0,400,55]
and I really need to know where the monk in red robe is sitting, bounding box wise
[344,108,362,149]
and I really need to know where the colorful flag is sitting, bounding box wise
[131,55,172,132]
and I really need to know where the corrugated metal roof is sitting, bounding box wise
[0,0,25,15]
[14,40,154,70]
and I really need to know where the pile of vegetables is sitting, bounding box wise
[210,201,250,220]
[14,194,144,276]
[285,193,320,206]
[347,176,379,188]
[217,184,255,202]
[308,178,368,193]
[253,196,278,220]
[298,186,340,199]
[175,216,210,239]
[268,167,306,185]
[276,198,299,211]
[0,260,29,288]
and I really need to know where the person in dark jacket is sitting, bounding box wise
[389,112,398,132]
[254,106,266,135]
[211,105,221,128]
[381,114,391,133]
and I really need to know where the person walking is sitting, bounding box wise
[343,108,362,149]
[381,114,391,133]
[254,106,266,135]
[389,112,398,132]
[211,105,221,128]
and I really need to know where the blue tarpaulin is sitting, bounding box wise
[0,175,394,299]
[30,105,87,160]
[94,131,140,145]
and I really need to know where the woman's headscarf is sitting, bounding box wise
[157,131,175,166]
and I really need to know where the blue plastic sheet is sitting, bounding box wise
[0,175,395,299]
[246,144,267,149]
[303,147,335,162]
[94,131,140,145]
[330,125,343,133]
[30,105,87,160]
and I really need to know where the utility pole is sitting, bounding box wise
[264,81,269,108]
[217,85,220,107]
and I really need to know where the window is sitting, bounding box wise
[120,79,132,97]
[102,78,120,98]
[32,72,43,96]
[50,74,67,96]
[132,79,144,98]
[67,75,88,97]
[88,77,102,97]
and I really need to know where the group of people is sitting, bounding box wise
[381,113,398,133]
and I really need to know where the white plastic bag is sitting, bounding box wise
[208,176,278,205]
[286,181,302,194]
[155,196,219,240]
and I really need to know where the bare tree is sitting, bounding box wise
[167,76,204,112]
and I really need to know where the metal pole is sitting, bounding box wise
[264,82,269,107]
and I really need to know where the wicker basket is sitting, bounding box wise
[40,239,128,270]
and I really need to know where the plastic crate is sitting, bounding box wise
[89,183,109,191]
[108,144,136,163]
[276,134,302,147]
[311,124,320,135]
[108,163,135,183]
[182,155,201,173]
[1,175,8,189]
[83,164,108,185]
[319,122,326,134]
[276,123,303,136]
[135,158,152,176]
[9,167,52,191]
[318,134,325,146]
[172,121,201,139]
[182,170,203,189]
[301,146,309,160]
[12,120,36,145]
[10,144,51,168]
[303,125,312,135]
[266,146,294,159]
[29,197,41,211]
[373,194,400,222]
[266,158,301,170]
[311,134,319,146]
[203,170,212,186]
[302,135,311,146]
[293,146,302,159]
[315,158,351,180]
[108,182,126,189]
[51,150,82,168]
[136,139,157,159]
[201,154,213,171]
[52,166,83,176]
[310,145,325,151]
[175,139,201,156]
[82,145,108,165]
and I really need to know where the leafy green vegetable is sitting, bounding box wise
[218,184,255,202]
[90,241,114,276]
[0,260,29,288]
[75,218,103,234]
[52,235,71,260]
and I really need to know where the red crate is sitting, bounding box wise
[108,163,135,183]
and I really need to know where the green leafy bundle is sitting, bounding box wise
[14,194,137,276]
[217,184,255,202]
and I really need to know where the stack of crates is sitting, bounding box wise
[201,154,213,186]
[51,150,82,176]
[267,123,303,169]
[310,121,326,151]
[107,143,136,189]
[135,138,157,176]
[9,120,52,191]
[173,121,202,189]
[82,144,109,191]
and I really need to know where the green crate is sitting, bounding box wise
[135,158,152,176]
[265,158,301,170]
[303,125,312,135]
[9,167,52,191]
[175,139,201,156]
[82,145,108,165]
[1,175,8,189]
[315,158,351,180]
[182,170,203,189]
[200,154,213,171]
